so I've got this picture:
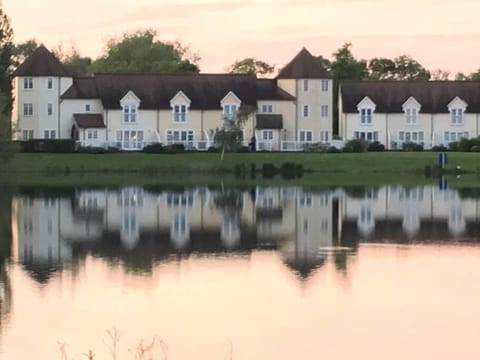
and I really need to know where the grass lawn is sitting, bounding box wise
[1,152,479,187]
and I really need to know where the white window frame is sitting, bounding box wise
[23,103,33,116]
[354,130,379,142]
[359,108,373,125]
[85,104,91,112]
[450,108,464,126]
[321,105,328,118]
[172,104,188,123]
[444,131,469,143]
[47,78,53,90]
[303,79,309,91]
[47,103,53,116]
[122,104,138,123]
[116,130,144,149]
[298,130,313,142]
[405,108,418,125]
[166,129,195,143]
[303,105,309,118]
[261,104,273,113]
[87,130,98,140]
[21,129,34,140]
[399,131,424,144]
[23,77,33,90]
[261,130,274,141]
[43,130,56,139]
[320,131,329,142]
[223,104,238,122]
[321,80,329,92]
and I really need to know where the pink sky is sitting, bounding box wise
[4,0,480,75]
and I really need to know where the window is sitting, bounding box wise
[320,131,329,142]
[166,130,194,143]
[85,104,91,112]
[405,108,417,125]
[23,77,33,89]
[172,213,188,237]
[450,108,464,125]
[223,104,238,121]
[44,130,56,139]
[354,131,379,142]
[47,78,53,89]
[299,130,313,142]
[166,191,194,208]
[321,105,328,117]
[303,105,309,117]
[261,104,273,113]
[303,80,309,91]
[23,103,33,116]
[87,130,98,139]
[173,104,188,123]
[47,103,53,116]
[321,80,329,92]
[444,131,469,142]
[360,108,373,124]
[399,131,424,143]
[123,104,137,123]
[116,130,144,149]
[22,129,34,140]
[262,130,273,140]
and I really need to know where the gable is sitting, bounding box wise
[120,90,141,106]
[170,91,191,106]
[447,96,468,110]
[402,96,422,111]
[220,91,242,105]
[356,96,376,111]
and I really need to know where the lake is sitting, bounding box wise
[1,184,480,359]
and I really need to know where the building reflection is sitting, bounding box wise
[10,185,480,285]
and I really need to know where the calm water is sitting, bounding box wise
[1,185,480,359]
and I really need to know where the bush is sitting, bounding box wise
[367,141,385,152]
[78,146,105,154]
[19,139,77,153]
[402,142,424,152]
[236,146,250,153]
[207,146,218,153]
[432,145,448,152]
[327,146,341,153]
[280,162,303,179]
[342,139,367,153]
[261,163,278,178]
[448,141,459,152]
[471,145,480,152]
[143,143,164,153]
[304,142,329,153]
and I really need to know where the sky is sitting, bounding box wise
[4,0,480,75]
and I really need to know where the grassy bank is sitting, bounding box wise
[2,152,480,175]
[1,152,479,187]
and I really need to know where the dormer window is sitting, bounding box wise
[357,96,376,126]
[173,104,188,123]
[23,77,33,89]
[450,108,464,125]
[47,78,53,90]
[123,104,137,123]
[405,108,417,125]
[223,104,238,121]
[448,97,467,126]
[360,108,372,124]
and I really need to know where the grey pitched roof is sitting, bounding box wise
[13,45,69,77]
[74,114,105,128]
[256,114,283,129]
[341,80,480,113]
[63,74,296,110]
[277,48,331,79]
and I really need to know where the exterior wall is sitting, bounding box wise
[342,111,480,149]
[277,79,296,97]
[61,99,105,141]
[107,109,159,143]
[295,79,333,142]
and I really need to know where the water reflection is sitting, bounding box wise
[10,185,480,286]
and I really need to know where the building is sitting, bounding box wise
[11,46,333,151]
[339,81,480,149]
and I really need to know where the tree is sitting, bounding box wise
[431,69,450,80]
[227,58,275,77]
[368,55,430,80]
[54,44,93,76]
[455,69,480,80]
[368,58,396,80]
[12,39,39,69]
[329,43,368,80]
[91,29,200,73]
[316,55,331,72]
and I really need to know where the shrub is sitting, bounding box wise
[143,143,164,153]
[261,163,278,178]
[280,162,303,179]
[236,146,250,153]
[207,146,218,153]
[448,141,459,152]
[432,145,448,152]
[342,139,367,153]
[367,141,385,152]
[402,142,424,152]
[304,142,329,153]
[78,146,106,154]
[19,139,77,153]
[326,146,341,153]
[471,145,480,152]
